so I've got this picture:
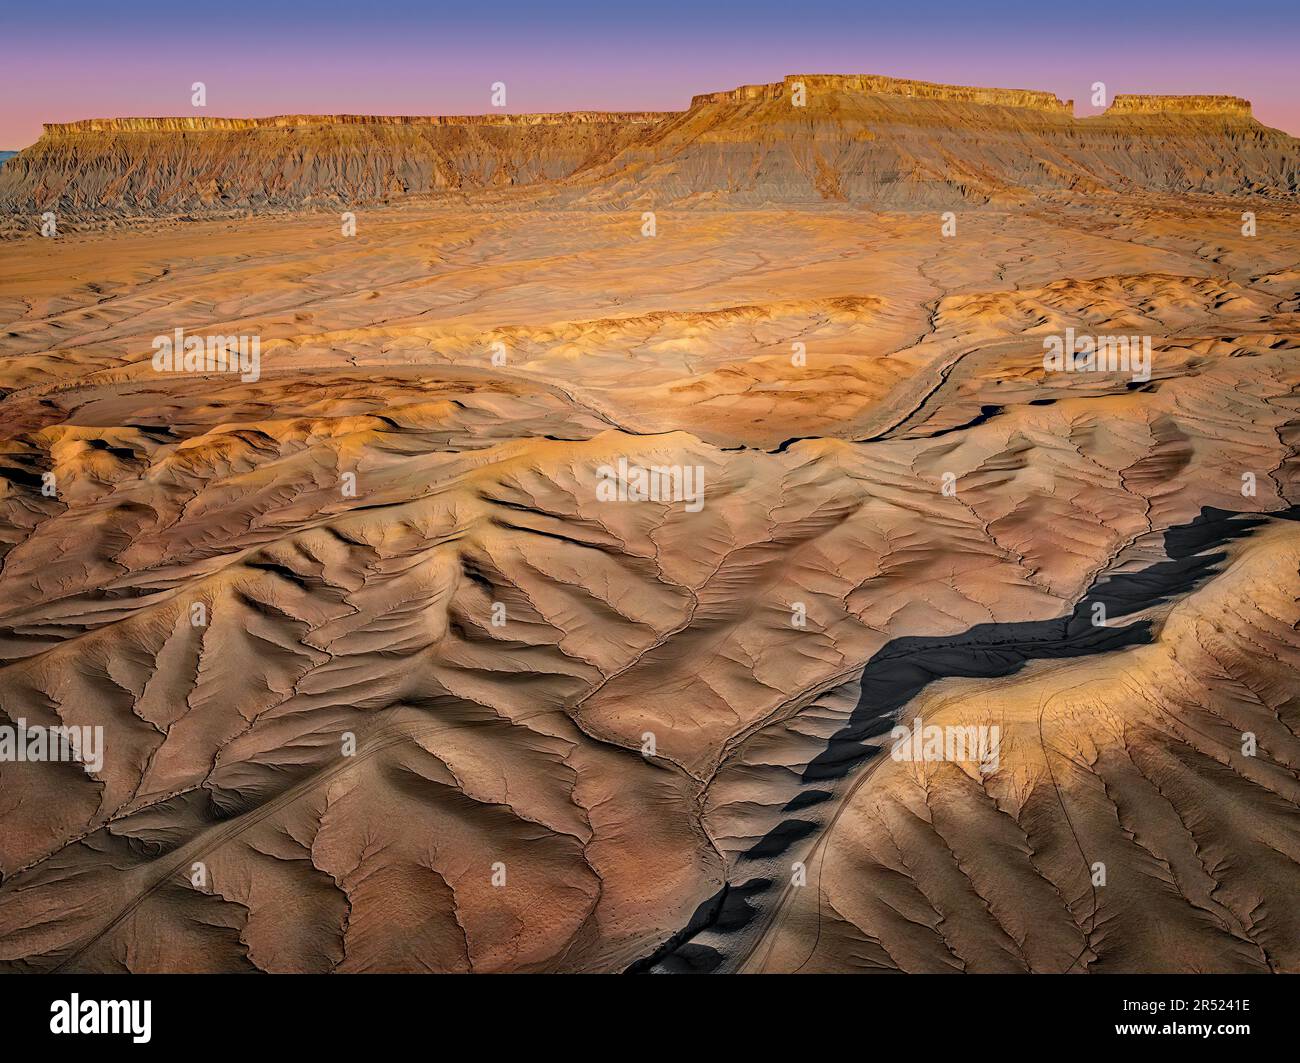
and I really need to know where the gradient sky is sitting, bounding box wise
[3,0,1298,146]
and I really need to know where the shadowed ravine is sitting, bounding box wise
[630,504,1300,973]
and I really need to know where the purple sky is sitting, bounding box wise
[3,1,1297,147]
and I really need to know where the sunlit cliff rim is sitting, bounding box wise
[690,74,1076,111]
[688,75,1256,117]
[42,112,670,135]
[37,76,1259,138]
[1107,94,1253,116]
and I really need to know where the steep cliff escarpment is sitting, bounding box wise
[578,76,1299,207]
[1,74,1296,218]
[0,112,663,216]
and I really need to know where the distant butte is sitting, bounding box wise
[4,73,1288,222]
[38,73,1255,135]
[690,73,1076,111]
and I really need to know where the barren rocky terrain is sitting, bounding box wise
[0,75,1298,973]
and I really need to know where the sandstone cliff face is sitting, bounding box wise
[690,74,1074,112]
[1,74,1297,218]
[0,114,661,216]
[1107,94,1253,116]
[578,76,1299,208]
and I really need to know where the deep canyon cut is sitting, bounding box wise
[1,74,1299,973]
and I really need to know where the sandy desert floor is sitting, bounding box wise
[1,191,1299,972]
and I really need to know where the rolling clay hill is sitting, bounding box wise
[2,74,1299,219]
